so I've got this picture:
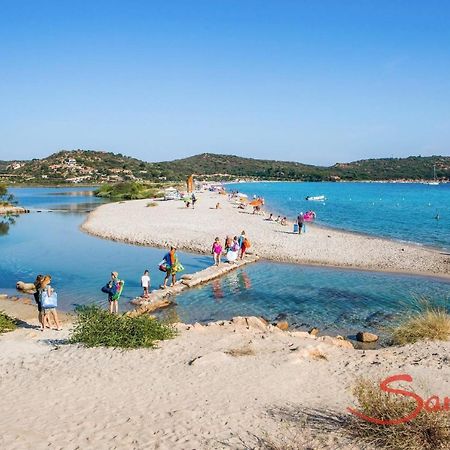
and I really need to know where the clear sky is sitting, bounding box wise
[1,1,449,165]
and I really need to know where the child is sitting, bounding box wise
[141,270,150,298]
[211,237,223,266]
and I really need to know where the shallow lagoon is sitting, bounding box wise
[1,186,449,335]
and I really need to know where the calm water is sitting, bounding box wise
[1,186,449,335]
[174,263,450,338]
[0,187,210,311]
[228,182,450,249]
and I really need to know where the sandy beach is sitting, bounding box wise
[1,296,449,449]
[82,191,450,278]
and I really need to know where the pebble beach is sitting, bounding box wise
[82,191,450,278]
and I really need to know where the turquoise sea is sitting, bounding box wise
[227,181,450,249]
[1,185,449,338]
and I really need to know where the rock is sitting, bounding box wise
[318,336,354,349]
[181,274,194,280]
[309,327,320,336]
[232,316,268,331]
[289,331,312,339]
[276,321,289,331]
[356,332,379,343]
[16,281,36,294]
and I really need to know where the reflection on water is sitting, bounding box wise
[174,263,450,338]
[0,187,210,311]
[0,215,17,236]
[48,190,96,197]
[3,186,450,335]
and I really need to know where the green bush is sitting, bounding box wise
[95,182,162,200]
[69,305,176,349]
[0,311,17,333]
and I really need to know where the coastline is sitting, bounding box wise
[81,191,450,279]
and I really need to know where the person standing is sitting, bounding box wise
[211,237,223,266]
[40,275,62,331]
[104,271,124,314]
[297,212,304,234]
[162,246,184,288]
[191,193,197,209]
[33,274,45,330]
[141,270,150,298]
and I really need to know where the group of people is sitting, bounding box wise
[266,214,288,225]
[33,274,62,331]
[265,211,316,234]
[183,193,197,209]
[211,231,251,266]
[100,246,185,314]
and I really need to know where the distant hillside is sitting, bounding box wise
[0,150,449,184]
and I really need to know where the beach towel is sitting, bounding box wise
[111,280,124,301]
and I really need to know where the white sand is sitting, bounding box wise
[82,191,450,277]
[1,298,449,449]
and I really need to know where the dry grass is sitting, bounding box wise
[348,378,450,450]
[146,201,158,207]
[390,299,450,345]
[247,377,450,450]
[225,345,255,357]
[309,348,328,361]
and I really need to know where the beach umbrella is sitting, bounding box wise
[238,193,248,198]
[249,199,263,207]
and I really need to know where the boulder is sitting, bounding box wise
[309,327,320,336]
[356,332,379,343]
[318,336,354,349]
[232,316,268,331]
[16,281,36,294]
[276,321,289,331]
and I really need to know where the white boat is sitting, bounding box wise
[425,165,439,185]
[305,195,326,201]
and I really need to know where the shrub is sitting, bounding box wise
[0,311,17,333]
[146,201,158,207]
[348,378,450,450]
[95,182,161,200]
[390,299,450,345]
[250,377,450,450]
[69,305,176,349]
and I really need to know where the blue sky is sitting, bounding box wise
[1,1,449,165]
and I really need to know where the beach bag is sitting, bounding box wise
[227,250,238,262]
[41,291,58,309]
[158,260,167,272]
[244,238,251,248]
[293,223,299,233]
[101,281,116,295]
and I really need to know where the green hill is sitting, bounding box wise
[0,150,449,184]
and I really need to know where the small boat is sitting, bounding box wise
[305,195,326,201]
[425,165,439,185]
